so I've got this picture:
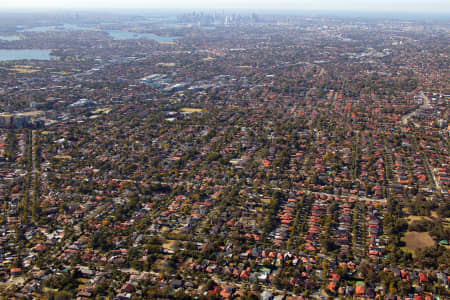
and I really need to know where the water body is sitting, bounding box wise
[19,24,92,32]
[163,23,217,30]
[16,24,178,42]
[162,23,184,28]
[106,30,178,42]
[0,50,53,61]
[0,36,21,41]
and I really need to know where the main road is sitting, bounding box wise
[271,187,387,204]
[401,91,431,125]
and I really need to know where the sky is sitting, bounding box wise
[0,0,449,14]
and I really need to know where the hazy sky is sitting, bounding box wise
[1,0,449,13]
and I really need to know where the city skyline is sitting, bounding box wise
[1,0,450,14]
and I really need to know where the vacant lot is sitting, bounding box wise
[402,231,435,251]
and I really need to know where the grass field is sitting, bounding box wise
[10,65,40,73]
[402,231,435,251]
[261,197,271,204]
[54,155,72,160]
[93,108,112,114]
[180,108,204,113]
[444,219,450,229]
[163,240,177,250]
[406,215,433,224]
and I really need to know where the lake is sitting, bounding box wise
[0,50,54,61]
[0,36,21,41]
[106,30,178,42]
[20,24,92,32]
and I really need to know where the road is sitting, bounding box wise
[417,140,443,193]
[272,187,387,204]
[401,91,431,125]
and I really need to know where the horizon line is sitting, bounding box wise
[0,7,449,15]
